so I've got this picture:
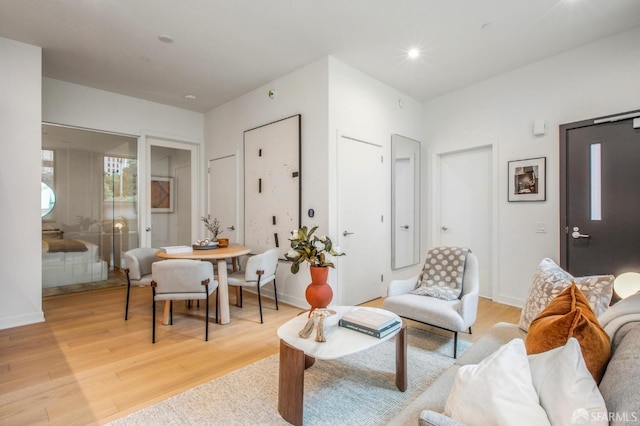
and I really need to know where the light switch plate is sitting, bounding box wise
[535,222,548,233]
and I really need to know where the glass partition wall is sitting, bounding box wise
[41,124,138,291]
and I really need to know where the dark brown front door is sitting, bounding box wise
[560,110,640,277]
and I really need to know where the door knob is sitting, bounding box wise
[400,225,410,229]
[571,226,590,239]
[145,227,151,232]
[227,225,235,231]
[441,226,449,231]
[343,230,354,237]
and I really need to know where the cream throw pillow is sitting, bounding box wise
[444,339,550,426]
[519,258,613,331]
[528,338,608,426]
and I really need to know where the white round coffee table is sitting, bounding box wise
[277,306,407,425]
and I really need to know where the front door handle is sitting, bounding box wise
[343,231,354,237]
[400,225,409,229]
[571,226,590,239]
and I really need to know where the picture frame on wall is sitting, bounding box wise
[508,157,546,202]
[150,176,174,212]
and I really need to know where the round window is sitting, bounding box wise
[41,182,56,217]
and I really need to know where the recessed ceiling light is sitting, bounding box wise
[407,48,420,59]
[158,35,174,43]
[184,94,197,100]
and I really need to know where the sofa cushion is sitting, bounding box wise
[528,338,607,426]
[598,323,640,425]
[444,339,550,426]
[519,258,613,331]
[419,410,466,426]
[526,283,611,383]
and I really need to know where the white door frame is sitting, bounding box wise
[431,141,499,299]
[138,133,202,248]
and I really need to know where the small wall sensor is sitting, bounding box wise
[533,120,546,136]
[268,89,277,99]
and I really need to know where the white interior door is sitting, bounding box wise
[439,146,493,298]
[337,135,384,306]
[208,154,238,243]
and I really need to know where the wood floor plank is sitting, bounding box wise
[0,282,521,425]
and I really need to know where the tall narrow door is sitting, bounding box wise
[143,138,198,249]
[439,146,493,298]
[561,113,640,276]
[337,135,384,305]
[209,154,238,243]
[394,155,416,268]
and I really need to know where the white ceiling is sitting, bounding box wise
[2,0,640,113]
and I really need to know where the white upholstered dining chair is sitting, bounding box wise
[227,248,279,323]
[151,259,218,343]
[123,247,162,320]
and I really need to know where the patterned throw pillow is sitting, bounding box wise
[518,258,614,332]
[410,247,470,301]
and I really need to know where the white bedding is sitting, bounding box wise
[42,239,108,287]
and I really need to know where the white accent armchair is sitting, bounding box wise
[382,252,479,358]
[151,259,218,343]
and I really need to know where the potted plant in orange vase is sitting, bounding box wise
[285,226,345,315]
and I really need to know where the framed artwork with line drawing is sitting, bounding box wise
[508,157,546,202]
[151,176,174,212]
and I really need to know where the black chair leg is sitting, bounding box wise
[152,290,156,344]
[169,301,173,325]
[469,327,472,334]
[205,286,209,342]
[239,287,243,307]
[273,279,279,310]
[125,278,131,320]
[257,284,263,324]
[453,331,458,359]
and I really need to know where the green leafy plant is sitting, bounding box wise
[285,226,345,274]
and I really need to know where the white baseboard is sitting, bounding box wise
[0,311,45,330]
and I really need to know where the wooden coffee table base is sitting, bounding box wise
[277,324,407,425]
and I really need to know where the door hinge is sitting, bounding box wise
[381,215,384,223]
[381,155,384,163]
[381,274,384,282]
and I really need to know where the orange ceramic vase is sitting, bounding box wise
[306,266,333,316]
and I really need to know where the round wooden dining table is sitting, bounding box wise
[156,244,251,324]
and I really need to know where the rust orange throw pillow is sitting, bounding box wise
[525,283,611,383]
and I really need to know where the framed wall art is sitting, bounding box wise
[150,176,174,212]
[244,114,301,259]
[508,157,546,202]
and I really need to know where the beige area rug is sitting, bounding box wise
[42,272,126,296]
[109,327,470,426]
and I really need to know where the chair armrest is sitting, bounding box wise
[459,286,479,328]
[387,275,419,297]
[420,410,467,426]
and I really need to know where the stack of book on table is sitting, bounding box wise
[339,309,401,338]
[159,245,192,254]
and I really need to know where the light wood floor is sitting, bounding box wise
[0,284,521,425]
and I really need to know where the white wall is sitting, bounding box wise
[0,37,44,329]
[423,27,640,306]
[204,58,330,308]
[43,79,203,141]
[327,57,424,299]
[205,56,425,308]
